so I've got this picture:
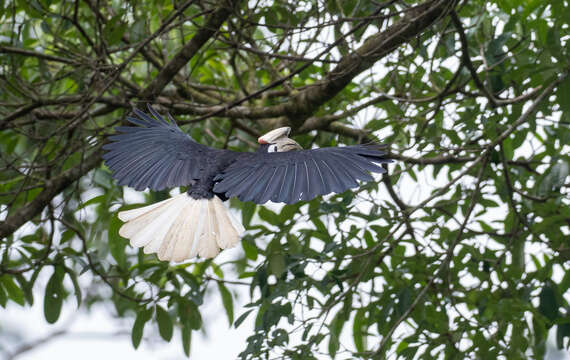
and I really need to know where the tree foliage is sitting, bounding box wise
[1,0,569,358]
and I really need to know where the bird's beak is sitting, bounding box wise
[258,127,291,144]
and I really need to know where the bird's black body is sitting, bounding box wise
[103,106,392,205]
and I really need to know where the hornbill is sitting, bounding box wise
[103,105,392,261]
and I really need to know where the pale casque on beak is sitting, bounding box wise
[258,127,302,152]
[258,127,291,144]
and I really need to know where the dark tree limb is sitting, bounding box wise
[283,0,460,126]
[0,147,103,240]
[185,0,459,127]
[138,0,239,99]
[450,10,498,107]
[0,46,77,64]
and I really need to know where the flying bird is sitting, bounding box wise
[103,105,392,261]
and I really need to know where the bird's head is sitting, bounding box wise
[257,127,302,153]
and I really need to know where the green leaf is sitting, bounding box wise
[550,162,569,189]
[0,275,25,306]
[130,18,147,42]
[533,317,547,358]
[235,309,254,328]
[109,215,127,268]
[210,262,224,278]
[268,252,286,277]
[64,266,82,307]
[556,322,570,350]
[60,229,74,244]
[538,283,559,322]
[156,305,173,341]
[105,15,128,46]
[181,320,192,357]
[241,202,256,227]
[328,311,346,358]
[13,273,33,306]
[258,207,279,226]
[0,283,7,308]
[352,308,366,352]
[242,237,258,260]
[558,76,570,114]
[546,27,563,60]
[217,281,234,326]
[502,138,514,160]
[77,194,105,210]
[539,161,569,195]
[132,308,153,349]
[44,266,65,324]
[396,340,409,354]
[279,204,299,222]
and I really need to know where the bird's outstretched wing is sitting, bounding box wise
[102,106,226,191]
[213,145,392,204]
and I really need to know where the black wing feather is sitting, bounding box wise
[262,166,287,203]
[257,166,282,204]
[317,159,344,193]
[242,167,274,203]
[334,155,374,182]
[227,165,264,199]
[214,167,252,193]
[213,144,391,204]
[298,160,312,201]
[107,108,392,203]
[286,161,301,204]
[103,105,234,191]
[276,164,295,203]
[319,158,357,189]
[114,153,155,185]
[308,159,327,196]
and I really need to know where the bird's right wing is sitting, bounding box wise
[213,144,392,204]
[103,106,227,191]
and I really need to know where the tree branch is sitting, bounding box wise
[450,10,498,107]
[283,0,459,126]
[0,147,103,239]
[0,46,77,64]
[374,153,490,356]
[138,0,238,99]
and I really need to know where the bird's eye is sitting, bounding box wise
[267,144,278,153]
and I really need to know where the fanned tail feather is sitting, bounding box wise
[118,193,243,261]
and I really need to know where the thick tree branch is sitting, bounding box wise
[0,147,103,239]
[183,0,458,128]
[138,0,238,99]
[284,0,459,126]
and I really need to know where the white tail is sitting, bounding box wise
[118,193,244,261]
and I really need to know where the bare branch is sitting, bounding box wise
[139,0,238,99]
[0,46,77,64]
[0,147,103,239]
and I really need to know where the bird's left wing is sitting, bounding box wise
[213,144,392,204]
[103,106,229,191]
